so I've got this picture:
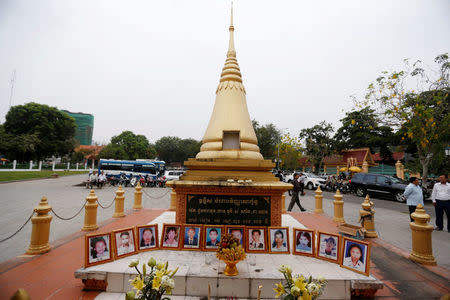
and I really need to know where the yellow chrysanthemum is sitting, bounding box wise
[273,282,285,298]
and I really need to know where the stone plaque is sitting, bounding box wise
[186,194,271,226]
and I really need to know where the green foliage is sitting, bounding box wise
[334,107,396,153]
[0,170,88,182]
[252,120,281,159]
[1,102,76,160]
[278,133,302,170]
[299,121,334,173]
[155,136,201,164]
[109,131,156,160]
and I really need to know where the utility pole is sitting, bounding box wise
[9,69,16,109]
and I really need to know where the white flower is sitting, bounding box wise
[307,283,320,297]
[291,286,301,297]
[161,275,175,289]
[317,276,326,283]
[278,264,291,274]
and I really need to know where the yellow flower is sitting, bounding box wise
[131,276,144,291]
[294,276,307,293]
[273,282,285,298]
[351,119,356,125]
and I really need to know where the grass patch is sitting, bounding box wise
[0,171,88,182]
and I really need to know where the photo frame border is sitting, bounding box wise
[316,231,341,263]
[160,224,182,250]
[225,225,246,247]
[85,232,113,267]
[245,226,269,253]
[292,228,316,257]
[340,236,371,276]
[180,224,203,251]
[268,226,290,254]
[136,224,159,252]
[112,227,138,259]
[202,225,225,252]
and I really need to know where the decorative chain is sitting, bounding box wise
[142,188,171,200]
[51,200,87,220]
[96,197,115,209]
[0,211,34,243]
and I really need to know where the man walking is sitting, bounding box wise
[288,173,306,212]
[299,173,306,196]
[431,174,450,232]
[403,177,424,222]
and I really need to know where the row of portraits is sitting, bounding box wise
[85,224,370,276]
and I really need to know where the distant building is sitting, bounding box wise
[61,110,94,145]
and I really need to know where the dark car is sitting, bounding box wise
[349,173,410,202]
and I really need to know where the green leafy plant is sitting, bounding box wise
[126,258,178,300]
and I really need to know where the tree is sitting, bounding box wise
[2,102,76,160]
[299,121,334,173]
[107,131,155,160]
[155,136,183,164]
[252,120,281,160]
[98,144,127,160]
[334,107,396,153]
[360,53,450,186]
[278,133,302,170]
[178,139,202,162]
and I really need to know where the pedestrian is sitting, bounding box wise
[403,177,424,222]
[299,173,306,196]
[275,170,283,181]
[431,174,450,232]
[288,173,306,212]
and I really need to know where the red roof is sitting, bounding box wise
[372,151,405,162]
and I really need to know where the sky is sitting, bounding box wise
[0,0,449,145]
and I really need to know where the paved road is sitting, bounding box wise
[1,175,448,270]
[0,174,172,263]
[285,188,450,270]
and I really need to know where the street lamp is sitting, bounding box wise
[445,146,450,156]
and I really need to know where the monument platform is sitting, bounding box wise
[75,212,382,299]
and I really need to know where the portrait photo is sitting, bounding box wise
[160,224,181,249]
[137,225,158,251]
[340,237,370,276]
[181,225,202,250]
[293,228,315,256]
[246,227,268,253]
[85,232,113,267]
[203,226,224,251]
[113,227,137,259]
[226,226,245,246]
[317,231,340,263]
[268,227,290,254]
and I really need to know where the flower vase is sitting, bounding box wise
[222,259,242,276]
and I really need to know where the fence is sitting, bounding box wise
[0,160,92,172]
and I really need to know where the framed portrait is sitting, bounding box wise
[293,228,315,257]
[181,224,203,250]
[340,237,371,276]
[246,226,268,253]
[226,226,245,246]
[85,232,113,267]
[160,224,182,250]
[136,225,159,252]
[317,231,340,263]
[113,227,138,259]
[268,227,290,254]
[203,226,224,252]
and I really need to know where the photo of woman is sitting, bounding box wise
[293,228,315,256]
[161,224,181,249]
[341,237,370,275]
[269,227,290,254]
[85,233,113,267]
[137,225,158,251]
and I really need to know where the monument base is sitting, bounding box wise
[75,212,383,300]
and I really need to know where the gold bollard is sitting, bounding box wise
[314,185,324,214]
[333,190,345,224]
[133,182,143,210]
[281,193,286,214]
[409,204,436,265]
[26,197,52,255]
[359,195,378,238]
[82,190,98,231]
[169,189,177,211]
[113,185,125,218]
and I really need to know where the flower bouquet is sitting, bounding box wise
[216,233,246,276]
[126,258,178,300]
[274,265,327,300]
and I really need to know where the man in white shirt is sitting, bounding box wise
[431,174,450,232]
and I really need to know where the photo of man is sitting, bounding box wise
[248,229,265,250]
[228,228,244,245]
[183,226,200,248]
[318,234,338,260]
[206,228,221,249]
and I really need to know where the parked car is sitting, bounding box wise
[302,173,327,190]
[349,173,428,202]
[163,170,185,181]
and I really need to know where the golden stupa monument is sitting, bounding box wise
[167,5,291,226]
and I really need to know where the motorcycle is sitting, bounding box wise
[119,173,130,187]
[156,176,167,188]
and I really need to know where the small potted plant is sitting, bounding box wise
[126,258,178,300]
[216,233,246,276]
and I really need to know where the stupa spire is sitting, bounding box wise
[195,4,263,161]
